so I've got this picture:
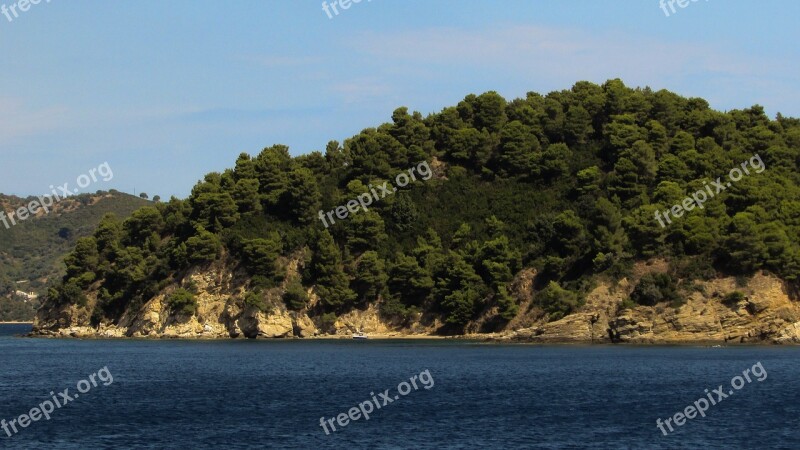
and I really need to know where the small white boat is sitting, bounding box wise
[352,331,368,340]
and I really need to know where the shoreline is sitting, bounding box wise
[0,322,33,324]
[22,331,798,345]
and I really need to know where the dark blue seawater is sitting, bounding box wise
[1,324,798,449]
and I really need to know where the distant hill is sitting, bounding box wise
[0,191,150,321]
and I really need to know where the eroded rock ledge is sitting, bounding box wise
[505,272,800,345]
[32,261,800,344]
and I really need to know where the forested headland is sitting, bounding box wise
[38,80,800,337]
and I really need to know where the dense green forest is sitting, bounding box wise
[0,192,149,321]
[47,80,800,331]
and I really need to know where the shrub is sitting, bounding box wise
[166,288,197,316]
[74,271,97,289]
[185,227,221,264]
[630,273,681,307]
[319,312,337,333]
[60,281,88,308]
[242,235,283,284]
[537,281,581,321]
[496,285,518,320]
[619,297,636,311]
[379,295,411,322]
[723,291,746,305]
[671,256,716,281]
[442,287,481,326]
[244,290,267,312]
[283,281,309,311]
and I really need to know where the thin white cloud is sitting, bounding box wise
[346,25,800,114]
[351,25,781,78]
[331,77,397,105]
[235,54,323,68]
[0,98,71,144]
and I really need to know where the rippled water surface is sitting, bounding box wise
[1,324,798,449]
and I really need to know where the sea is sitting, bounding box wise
[0,323,798,449]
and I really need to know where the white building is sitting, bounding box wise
[13,290,38,303]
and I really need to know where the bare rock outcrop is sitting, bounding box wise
[517,271,800,345]
[332,304,393,335]
[32,256,800,344]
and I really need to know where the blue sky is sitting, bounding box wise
[1,0,798,198]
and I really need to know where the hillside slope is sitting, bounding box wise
[32,79,800,342]
[0,192,150,321]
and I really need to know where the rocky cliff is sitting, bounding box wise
[32,257,437,339]
[506,264,800,345]
[32,260,800,344]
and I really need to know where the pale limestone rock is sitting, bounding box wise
[333,304,392,335]
[521,313,605,343]
[292,313,318,337]
[29,257,800,345]
[256,310,293,338]
[775,321,800,344]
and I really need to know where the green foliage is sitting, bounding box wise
[723,291,746,305]
[388,192,419,232]
[630,273,681,307]
[619,297,637,311]
[283,281,309,311]
[472,91,508,132]
[434,252,486,326]
[310,230,356,309]
[441,287,481,326]
[64,237,99,280]
[477,217,520,287]
[166,288,198,316]
[537,281,581,321]
[318,312,338,333]
[0,297,38,322]
[284,166,322,224]
[496,285,518,320]
[379,295,414,323]
[352,251,388,304]
[123,207,164,246]
[189,176,240,233]
[185,226,222,264]
[388,253,433,307]
[344,211,388,253]
[0,193,147,321]
[241,233,283,287]
[496,120,539,176]
[244,290,268,312]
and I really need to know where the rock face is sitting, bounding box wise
[32,260,398,339]
[32,257,800,344]
[332,304,392,335]
[509,270,800,345]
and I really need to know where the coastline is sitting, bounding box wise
[23,330,798,345]
[0,322,34,324]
